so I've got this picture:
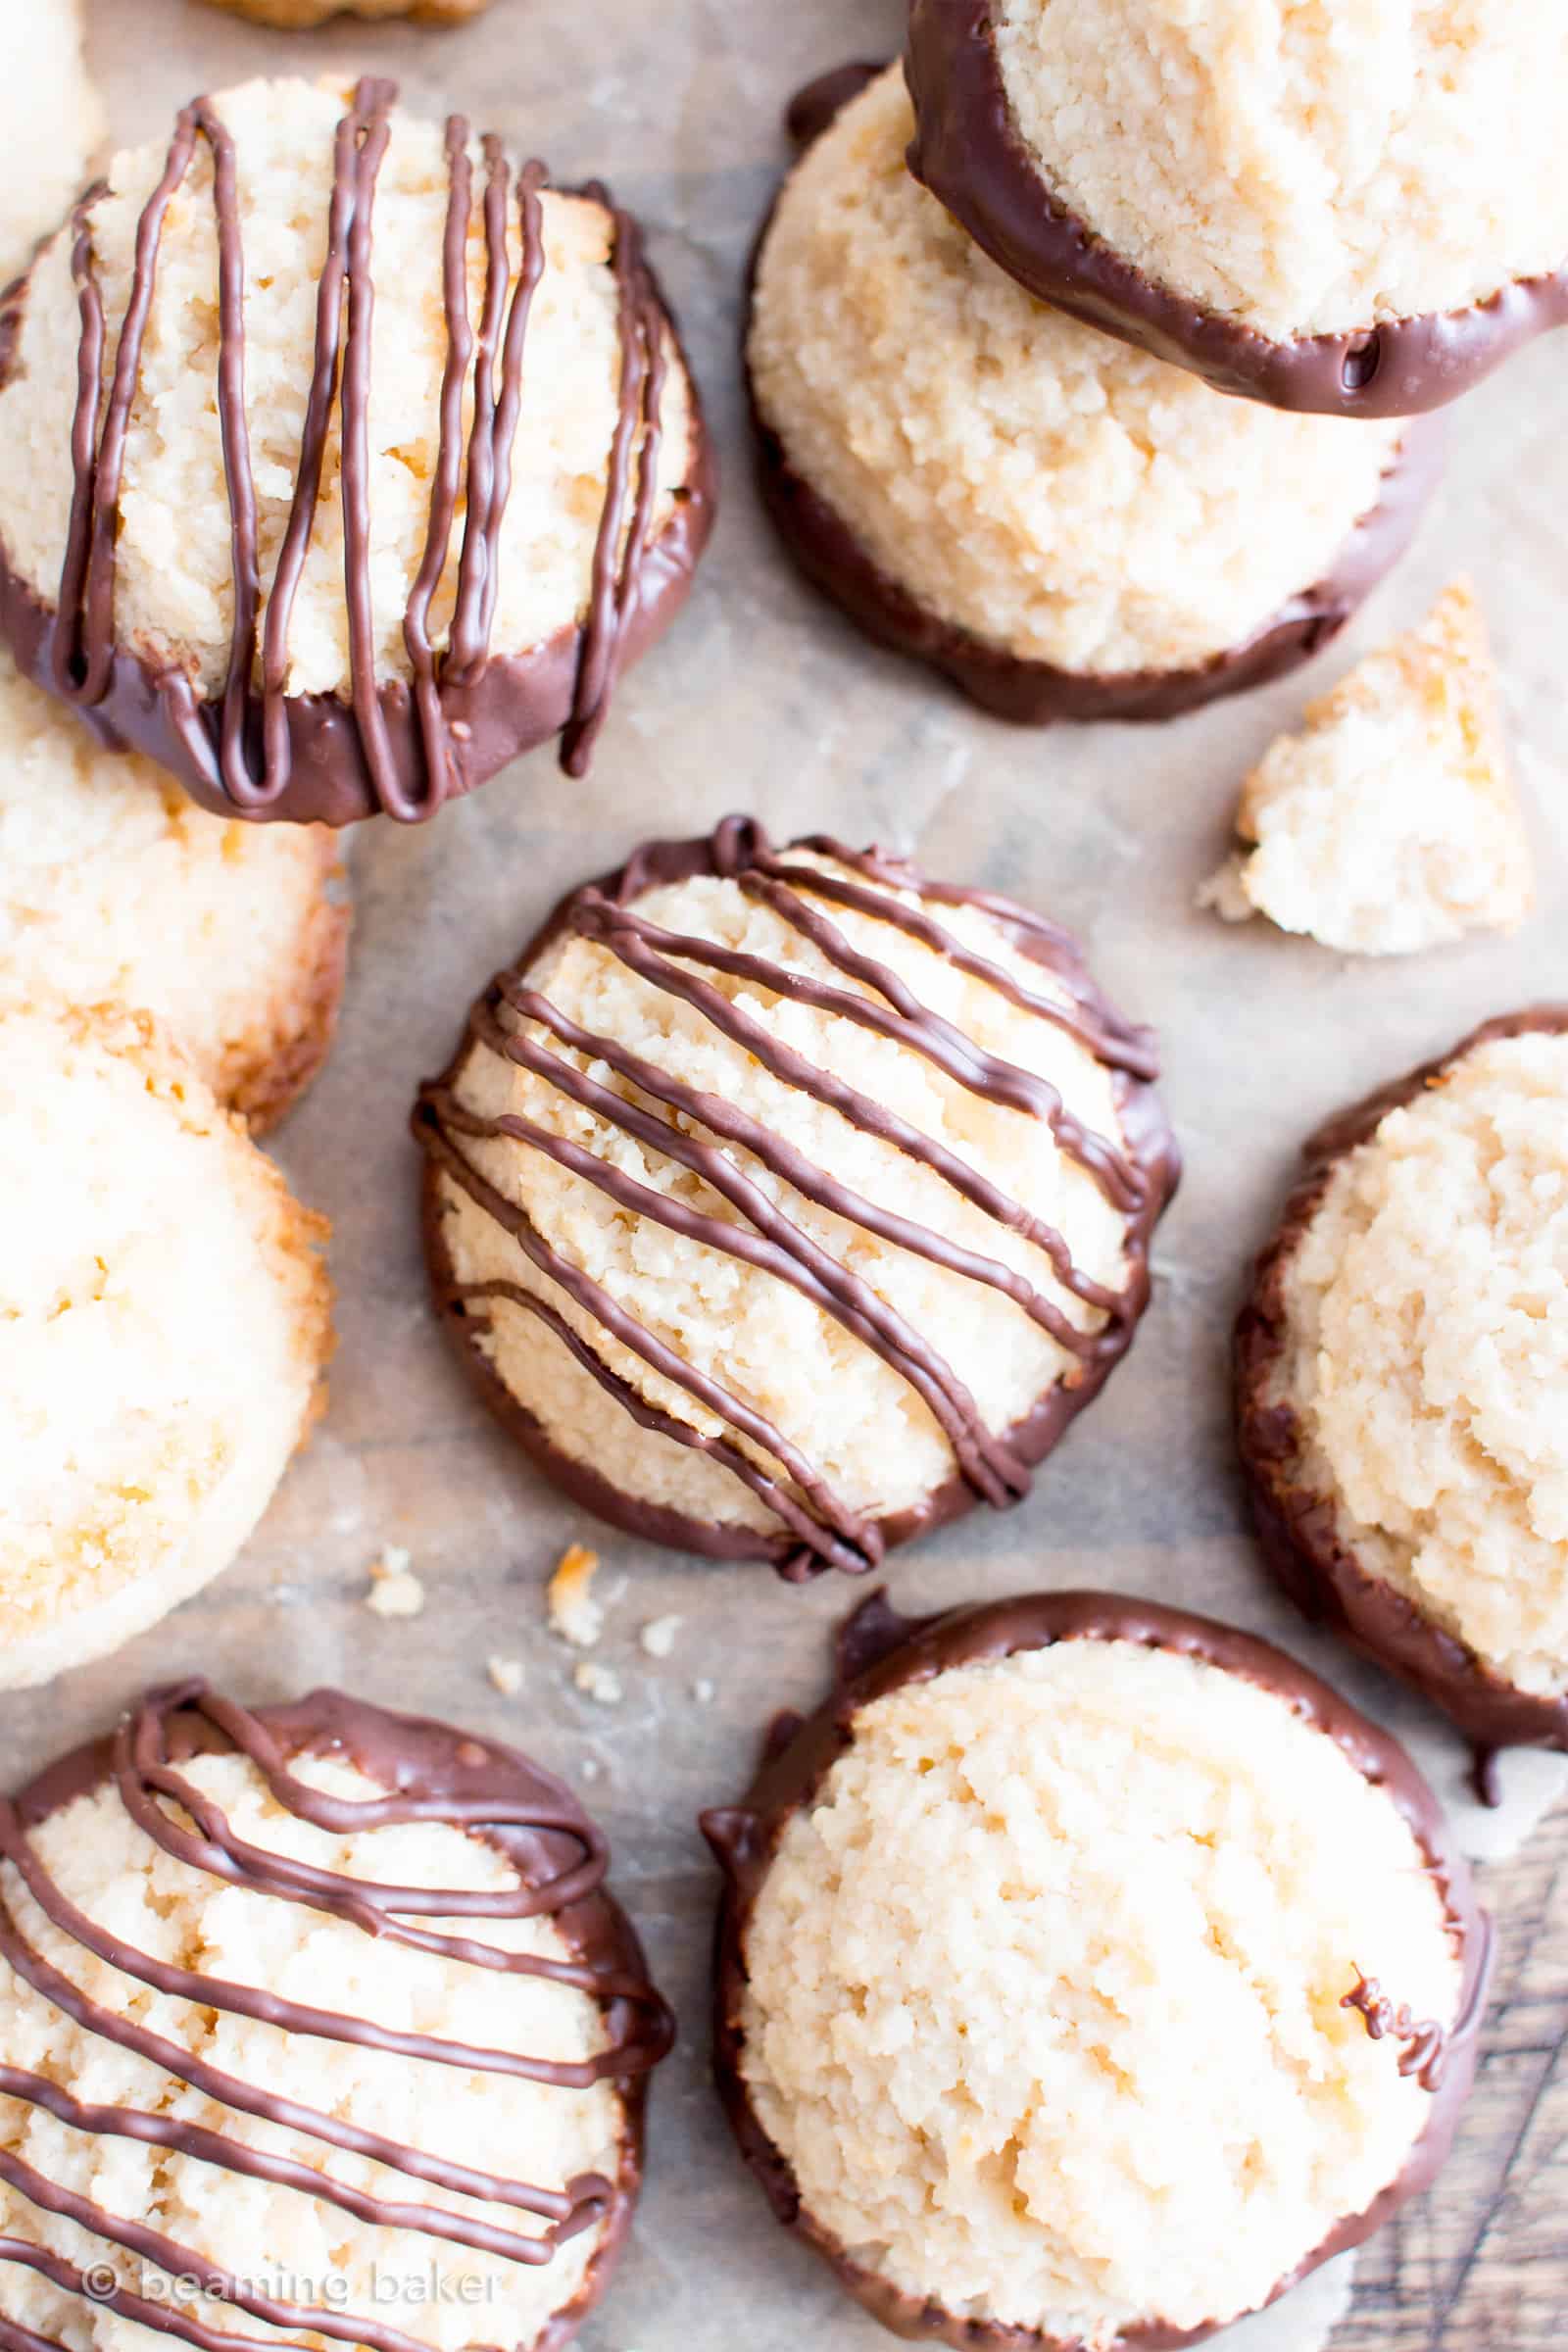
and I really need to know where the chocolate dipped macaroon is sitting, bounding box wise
[906,0,1568,418]
[414,818,1177,1583]
[748,67,1439,726]
[1238,1009,1568,1779]
[704,1591,1490,2351]
[0,76,714,828]
[0,1682,671,2352]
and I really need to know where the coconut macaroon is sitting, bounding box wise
[0,0,102,281]
[414,817,1178,1583]
[0,75,713,828]
[0,1004,331,1690]
[0,651,349,1128]
[0,1682,672,2352]
[1200,581,1534,956]
[206,0,489,23]
[704,1591,1489,2351]
[1239,1010,1568,1772]
[749,68,1435,725]
[906,0,1568,416]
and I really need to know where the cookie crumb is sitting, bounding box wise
[1195,858,1254,925]
[640,1614,683,1660]
[366,1552,424,1619]
[574,1661,622,1707]
[548,1544,605,1647]
[692,1678,716,1705]
[487,1655,523,1697]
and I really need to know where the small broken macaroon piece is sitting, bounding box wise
[905,0,1568,417]
[203,0,490,24]
[0,648,349,1130]
[413,816,1178,1584]
[1200,581,1534,956]
[704,1590,1489,2351]
[1238,1009,1568,1772]
[748,66,1439,725]
[0,0,102,280]
[0,1681,672,2352]
[0,75,714,829]
[0,1004,332,1692]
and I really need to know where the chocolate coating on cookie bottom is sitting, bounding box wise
[750,68,1444,726]
[702,1590,1492,2351]
[904,0,1568,420]
[1237,1006,1568,1780]
[0,1683,672,2352]
[0,79,715,826]
[414,818,1178,1582]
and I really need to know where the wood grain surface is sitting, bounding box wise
[1340,1792,1568,2350]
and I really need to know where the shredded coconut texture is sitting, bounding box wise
[0,0,102,279]
[0,76,698,704]
[749,67,1401,676]
[0,651,346,1119]
[432,849,1137,1541]
[0,1004,332,1690]
[1271,1030,1568,1696]
[992,0,1568,339]
[0,1745,626,2352]
[1200,581,1534,955]
[740,1640,1462,2347]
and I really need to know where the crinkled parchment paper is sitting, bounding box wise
[2,3,1565,2349]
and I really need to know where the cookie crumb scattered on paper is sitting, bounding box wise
[574,1660,622,1706]
[366,1553,425,1620]
[548,1544,605,1646]
[641,1614,683,1660]
[487,1655,523,1696]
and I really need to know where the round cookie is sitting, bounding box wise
[0,1680,672,2352]
[704,1591,1490,2351]
[0,1004,332,1690]
[0,649,349,1130]
[1238,1008,1568,1776]
[414,818,1178,1582]
[749,67,1439,724]
[906,0,1568,417]
[0,75,714,828]
[205,0,489,24]
[0,0,102,282]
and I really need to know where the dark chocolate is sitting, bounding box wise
[0,1682,672,2352]
[748,65,1444,725]
[702,1590,1492,2352]
[1236,1005,1568,1767]
[413,817,1178,1582]
[0,80,715,827]
[904,0,1568,419]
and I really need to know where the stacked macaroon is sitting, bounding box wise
[0,51,726,1687]
[749,11,1565,725]
[0,38,346,1689]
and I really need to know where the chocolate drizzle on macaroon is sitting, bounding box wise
[0,1682,672,2352]
[414,818,1178,1583]
[703,1590,1494,2352]
[0,77,713,826]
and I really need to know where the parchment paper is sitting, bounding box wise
[3,2,1565,2347]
